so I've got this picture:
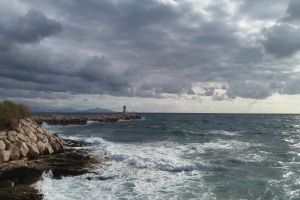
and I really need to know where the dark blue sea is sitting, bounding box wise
[35,114,300,199]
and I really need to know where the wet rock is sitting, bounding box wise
[50,141,63,152]
[0,127,104,200]
[44,143,54,155]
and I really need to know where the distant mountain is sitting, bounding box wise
[30,106,115,113]
[79,108,115,113]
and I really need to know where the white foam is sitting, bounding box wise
[183,129,241,136]
[35,135,220,199]
[86,120,103,125]
[34,133,261,199]
[208,130,240,136]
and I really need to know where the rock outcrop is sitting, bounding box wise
[0,118,63,163]
[0,139,104,200]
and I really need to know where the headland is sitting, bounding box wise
[0,113,142,199]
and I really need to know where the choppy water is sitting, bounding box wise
[35,114,300,200]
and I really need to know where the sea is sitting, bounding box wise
[35,113,300,200]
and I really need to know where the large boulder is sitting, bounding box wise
[0,140,5,150]
[6,144,20,160]
[37,141,46,154]
[15,141,29,158]
[24,130,37,142]
[0,149,10,162]
[3,139,11,149]
[7,131,18,137]
[15,132,28,142]
[44,143,54,155]
[6,131,18,143]
[36,127,44,134]
[26,143,40,158]
[0,131,6,140]
[36,134,48,143]
[50,140,63,152]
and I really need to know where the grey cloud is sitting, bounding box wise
[262,0,300,58]
[285,0,300,21]
[239,0,288,20]
[226,81,273,99]
[0,9,62,46]
[263,24,300,58]
[1,0,300,103]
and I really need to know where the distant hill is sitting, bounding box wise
[79,108,115,113]
[30,106,115,113]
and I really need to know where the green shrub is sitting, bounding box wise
[0,101,31,130]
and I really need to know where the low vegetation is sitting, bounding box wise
[0,100,30,130]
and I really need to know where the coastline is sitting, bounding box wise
[33,113,142,126]
[0,113,142,199]
[0,138,103,200]
[0,113,141,199]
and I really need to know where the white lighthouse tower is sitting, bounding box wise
[123,105,126,113]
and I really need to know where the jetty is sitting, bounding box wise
[33,113,142,126]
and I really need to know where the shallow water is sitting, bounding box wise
[36,114,300,199]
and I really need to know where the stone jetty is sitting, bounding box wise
[33,113,142,126]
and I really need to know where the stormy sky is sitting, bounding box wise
[1,0,300,113]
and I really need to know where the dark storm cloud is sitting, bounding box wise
[285,0,300,21]
[0,0,299,101]
[263,24,300,58]
[262,0,300,58]
[0,9,61,48]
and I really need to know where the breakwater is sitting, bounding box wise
[33,113,142,125]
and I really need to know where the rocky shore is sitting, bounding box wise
[33,113,142,126]
[0,118,105,200]
[0,118,64,163]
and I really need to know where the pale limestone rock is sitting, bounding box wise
[0,140,5,150]
[17,133,28,142]
[45,143,54,155]
[26,143,40,158]
[7,134,18,143]
[37,134,48,143]
[7,144,20,160]
[50,141,59,152]
[25,131,37,142]
[28,127,36,134]
[16,128,25,135]
[7,131,18,137]
[20,119,27,126]
[0,131,6,140]
[3,139,11,149]
[15,141,29,158]
[0,149,10,162]
[37,141,46,154]
[36,127,44,134]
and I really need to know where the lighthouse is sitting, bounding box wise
[123,105,126,113]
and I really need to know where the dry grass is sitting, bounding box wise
[0,101,30,130]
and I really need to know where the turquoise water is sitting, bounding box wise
[36,114,300,199]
